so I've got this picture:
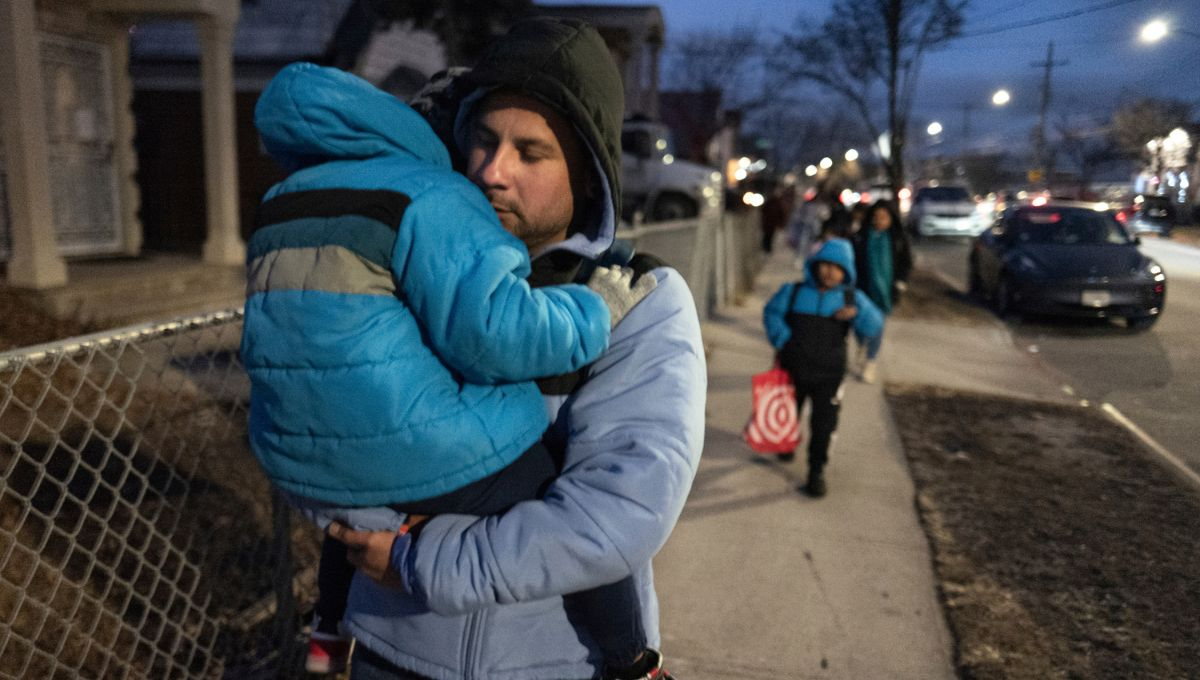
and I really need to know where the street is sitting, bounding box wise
[914,236,1200,475]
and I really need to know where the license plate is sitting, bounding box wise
[1082,290,1111,307]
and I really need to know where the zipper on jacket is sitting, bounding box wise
[462,608,484,678]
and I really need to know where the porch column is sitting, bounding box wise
[197,13,244,265]
[0,0,68,288]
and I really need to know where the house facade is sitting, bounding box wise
[0,0,244,289]
[0,0,667,297]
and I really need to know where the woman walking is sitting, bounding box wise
[850,200,912,383]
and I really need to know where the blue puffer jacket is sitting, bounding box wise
[763,238,885,349]
[242,63,611,506]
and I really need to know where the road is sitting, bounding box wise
[913,236,1200,475]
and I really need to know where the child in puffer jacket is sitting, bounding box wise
[763,238,884,498]
[243,63,655,675]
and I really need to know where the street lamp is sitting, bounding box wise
[819,157,833,169]
[992,89,1011,106]
[1140,18,1200,42]
[844,148,859,162]
[1140,19,1169,42]
[805,165,818,177]
[927,121,943,136]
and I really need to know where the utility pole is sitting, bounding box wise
[959,102,975,148]
[1031,41,1068,186]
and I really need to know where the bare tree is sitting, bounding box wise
[666,26,876,173]
[774,0,967,194]
[1054,116,1120,197]
[755,107,869,172]
[1110,97,1193,158]
[665,27,767,111]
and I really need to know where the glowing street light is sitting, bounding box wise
[1140,19,1169,43]
[805,165,818,177]
[926,121,943,136]
[1139,18,1200,41]
[819,156,833,169]
[992,89,1011,106]
[844,148,859,162]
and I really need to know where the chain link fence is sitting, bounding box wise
[0,310,319,679]
[618,202,762,321]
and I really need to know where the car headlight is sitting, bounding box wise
[1147,262,1165,282]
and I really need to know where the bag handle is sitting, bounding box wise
[786,280,803,312]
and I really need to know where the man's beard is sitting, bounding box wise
[487,197,570,253]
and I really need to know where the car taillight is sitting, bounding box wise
[1114,210,1128,223]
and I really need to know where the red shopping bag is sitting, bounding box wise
[743,364,803,453]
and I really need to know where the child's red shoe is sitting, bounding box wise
[305,631,351,675]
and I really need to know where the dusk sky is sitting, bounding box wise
[541,0,1200,159]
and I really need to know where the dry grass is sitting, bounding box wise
[888,385,1200,679]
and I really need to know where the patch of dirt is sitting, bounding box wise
[892,267,995,326]
[1165,226,1200,248]
[0,291,92,352]
[886,384,1200,679]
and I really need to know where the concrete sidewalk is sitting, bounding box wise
[653,243,1088,678]
[652,245,960,680]
[653,248,958,679]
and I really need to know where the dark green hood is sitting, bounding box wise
[460,17,625,227]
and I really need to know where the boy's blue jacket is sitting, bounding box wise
[242,63,611,506]
[763,239,885,350]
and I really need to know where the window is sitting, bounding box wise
[1010,208,1131,245]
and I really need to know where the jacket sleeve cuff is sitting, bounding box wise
[389,530,419,595]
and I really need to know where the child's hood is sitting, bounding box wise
[805,238,857,287]
[255,62,450,172]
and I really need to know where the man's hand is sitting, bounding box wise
[834,305,857,321]
[327,519,425,591]
[587,266,657,328]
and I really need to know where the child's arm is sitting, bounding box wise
[394,180,611,384]
[851,289,885,339]
[762,283,796,349]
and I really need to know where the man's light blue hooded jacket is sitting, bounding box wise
[340,18,708,680]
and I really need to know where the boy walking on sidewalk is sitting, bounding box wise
[763,239,884,497]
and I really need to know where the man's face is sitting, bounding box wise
[815,261,845,289]
[465,92,584,254]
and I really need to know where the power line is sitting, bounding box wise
[938,32,1139,51]
[961,0,1150,38]
[972,0,1043,22]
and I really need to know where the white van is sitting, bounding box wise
[620,119,723,222]
[908,185,983,237]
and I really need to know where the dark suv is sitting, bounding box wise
[1117,195,1177,237]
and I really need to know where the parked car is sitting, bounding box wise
[1112,195,1177,237]
[908,185,983,237]
[856,180,912,216]
[968,201,1166,330]
[620,119,723,223]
